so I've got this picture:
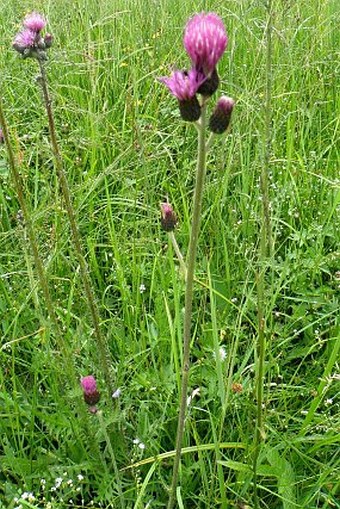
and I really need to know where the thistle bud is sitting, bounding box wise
[209,96,235,134]
[178,96,201,122]
[197,68,220,97]
[44,33,53,48]
[160,202,177,232]
[81,375,100,406]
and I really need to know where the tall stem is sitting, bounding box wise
[36,58,113,396]
[167,102,208,509]
[253,1,273,506]
[0,91,79,385]
[0,95,59,327]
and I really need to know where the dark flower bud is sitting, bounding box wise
[160,202,177,232]
[178,96,201,122]
[81,375,100,406]
[44,33,53,48]
[209,96,235,134]
[197,68,220,97]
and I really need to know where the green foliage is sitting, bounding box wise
[0,0,339,507]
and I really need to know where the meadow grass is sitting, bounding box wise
[0,0,339,508]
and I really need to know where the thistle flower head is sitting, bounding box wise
[159,69,205,101]
[184,12,228,77]
[81,375,100,406]
[13,12,51,58]
[13,29,36,54]
[23,12,46,33]
[160,202,177,231]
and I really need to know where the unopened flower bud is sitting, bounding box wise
[178,96,201,122]
[160,202,177,232]
[209,96,235,134]
[197,68,220,97]
[44,33,53,48]
[81,375,100,406]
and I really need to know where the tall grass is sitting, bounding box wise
[0,0,339,507]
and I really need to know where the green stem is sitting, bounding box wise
[253,1,273,506]
[167,102,208,509]
[0,94,57,328]
[36,58,113,396]
[0,90,81,393]
[97,410,125,509]
[168,231,187,280]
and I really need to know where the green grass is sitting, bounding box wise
[0,0,339,507]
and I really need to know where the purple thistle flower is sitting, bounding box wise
[159,69,205,101]
[81,375,101,406]
[159,69,205,121]
[183,12,228,77]
[23,12,46,33]
[13,29,36,54]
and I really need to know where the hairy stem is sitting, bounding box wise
[167,102,207,509]
[36,58,113,396]
[253,1,273,506]
[0,94,57,327]
[0,91,80,389]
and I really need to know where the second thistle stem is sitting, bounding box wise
[37,59,113,396]
[253,0,273,506]
[167,102,208,509]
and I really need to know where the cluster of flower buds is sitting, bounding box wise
[81,375,100,413]
[159,12,234,131]
[13,12,52,60]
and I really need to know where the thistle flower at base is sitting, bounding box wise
[13,29,37,55]
[81,375,100,406]
[160,202,177,232]
[209,96,235,134]
[158,69,205,121]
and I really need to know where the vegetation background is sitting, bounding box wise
[0,0,339,507]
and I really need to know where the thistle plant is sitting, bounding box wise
[159,13,234,509]
[13,13,114,397]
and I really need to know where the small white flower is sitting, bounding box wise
[55,477,63,488]
[67,479,74,486]
[325,398,333,406]
[112,388,121,399]
[138,442,146,450]
[139,283,146,293]
[133,438,140,445]
[77,474,84,481]
[213,346,227,362]
[187,387,200,406]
